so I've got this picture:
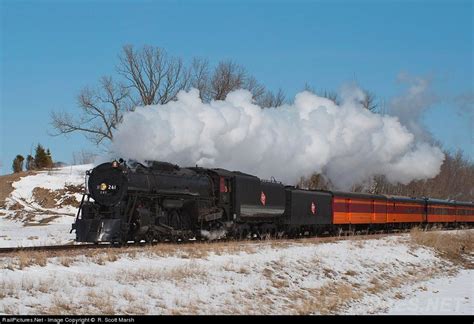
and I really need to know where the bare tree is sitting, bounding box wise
[303,83,316,93]
[258,88,286,108]
[319,90,341,105]
[208,60,280,106]
[303,83,341,105]
[189,57,210,101]
[117,45,191,105]
[304,83,376,110]
[366,150,474,201]
[360,89,378,111]
[51,76,129,144]
[51,45,286,145]
[72,150,97,165]
[245,76,266,102]
[297,173,331,190]
[210,61,247,100]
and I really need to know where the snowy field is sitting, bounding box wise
[0,233,472,315]
[0,165,91,247]
[386,269,472,315]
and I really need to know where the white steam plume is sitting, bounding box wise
[110,88,444,189]
[388,73,438,142]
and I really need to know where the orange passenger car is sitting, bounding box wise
[330,192,471,226]
[332,192,388,225]
[454,202,474,223]
[426,200,457,223]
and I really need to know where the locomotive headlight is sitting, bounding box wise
[112,160,119,168]
[100,183,107,191]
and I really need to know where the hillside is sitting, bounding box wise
[0,165,91,247]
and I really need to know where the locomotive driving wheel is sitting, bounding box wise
[168,210,191,230]
[167,209,194,241]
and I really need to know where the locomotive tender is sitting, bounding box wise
[72,160,474,243]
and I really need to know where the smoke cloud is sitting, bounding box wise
[388,73,438,142]
[111,87,444,189]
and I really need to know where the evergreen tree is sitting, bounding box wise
[45,148,53,168]
[12,155,25,173]
[34,144,53,169]
[26,155,36,171]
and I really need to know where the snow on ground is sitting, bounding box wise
[0,223,76,248]
[0,165,92,247]
[8,164,91,214]
[387,269,473,315]
[0,233,472,315]
[342,263,473,315]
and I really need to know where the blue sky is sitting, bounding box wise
[1,0,472,174]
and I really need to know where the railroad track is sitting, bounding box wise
[0,228,468,256]
[0,232,404,255]
[0,243,116,255]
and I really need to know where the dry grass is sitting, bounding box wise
[38,279,53,294]
[94,253,107,265]
[142,241,257,260]
[80,290,115,314]
[262,267,273,279]
[322,267,338,279]
[76,274,96,287]
[285,282,364,315]
[116,263,207,284]
[42,291,115,315]
[0,279,19,299]
[286,247,460,315]
[319,282,362,314]
[86,289,99,299]
[222,261,251,275]
[351,240,366,249]
[85,249,121,265]
[367,277,384,294]
[1,251,49,270]
[18,251,33,269]
[31,186,81,209]
[0,232,374,271]
[2,304,19,315]
[270,277,290,289]
[410,228,473,266]
[59,256,73,267]
[20,277,35,293]
[44,295,74,315]
[3,259,16,271]
[0,171,31,206]
[34,252,48,267]
[0,276,61,301]
[121,302,149,315]
[122,289,136,302]
[344,270,358,276]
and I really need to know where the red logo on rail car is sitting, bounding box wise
[260,191,266,205]
[311,202,316,215]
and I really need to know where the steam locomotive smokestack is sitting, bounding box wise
[110,87,444,189]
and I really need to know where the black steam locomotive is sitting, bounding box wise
[72,160,474,244]
[72,159,288,243]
